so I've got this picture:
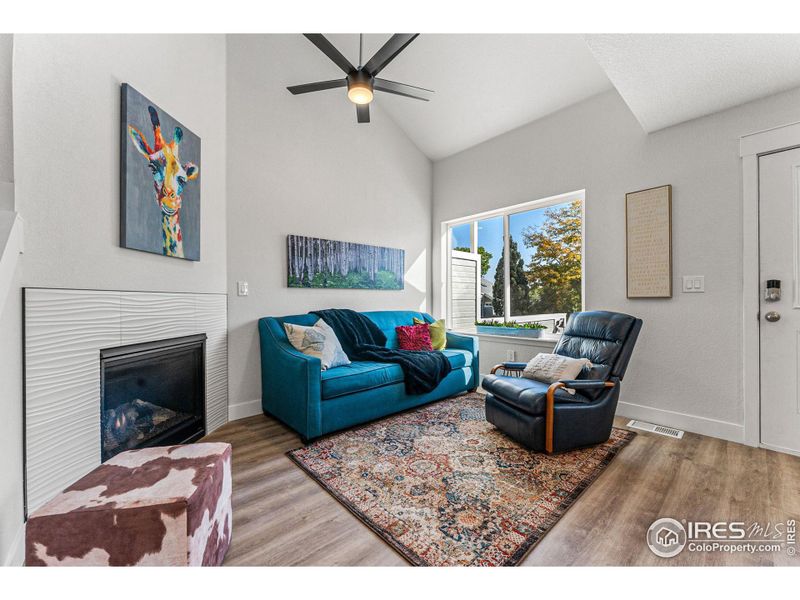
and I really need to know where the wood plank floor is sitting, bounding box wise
[203,401,800,566]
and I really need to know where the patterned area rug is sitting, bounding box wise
[288,393,635,566]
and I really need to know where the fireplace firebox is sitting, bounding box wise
[100,334,206,461]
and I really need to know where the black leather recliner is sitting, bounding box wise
[482,310,642,454]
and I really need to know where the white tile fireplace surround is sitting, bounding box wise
[23,288,228,515]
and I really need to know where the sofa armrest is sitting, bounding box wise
[446,331,479,389]
[258,318,322,439]
[446,331,477,353]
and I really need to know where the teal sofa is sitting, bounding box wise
[258,310,479,441]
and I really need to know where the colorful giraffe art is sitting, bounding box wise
[127,101,199,259]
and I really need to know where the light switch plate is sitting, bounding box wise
[506,350,516,361]
[682,275,705,293]
[237,281,249,297]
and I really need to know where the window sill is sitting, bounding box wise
[453,330,560,346]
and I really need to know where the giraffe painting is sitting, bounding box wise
[120,84,201,261]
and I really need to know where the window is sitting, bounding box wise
[475,217,503,318]
[450,223,471,250]
[445,192,583,334]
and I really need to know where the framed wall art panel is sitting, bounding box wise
[626,184,672,298]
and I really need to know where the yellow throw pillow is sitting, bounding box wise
[413,317,447,350]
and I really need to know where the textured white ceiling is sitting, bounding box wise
[319,34,613,160]
[585,34,800,133]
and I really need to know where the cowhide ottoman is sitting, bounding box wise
[25,442,232,566]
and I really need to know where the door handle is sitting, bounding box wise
[765,311,781,322]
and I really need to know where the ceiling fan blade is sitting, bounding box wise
[287,79,347,95]
[303,34,356,74]
[356,103,370,124]
[373,78,433,101]
[363,34,419,76]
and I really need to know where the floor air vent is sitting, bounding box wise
[626,420,684,439]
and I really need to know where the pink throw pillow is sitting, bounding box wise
[396,324,433,351]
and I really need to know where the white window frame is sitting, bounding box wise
[443,189,586,331]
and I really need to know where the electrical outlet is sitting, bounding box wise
[506,350,516,361]
[237,281,249,297]
[682,275,705,293]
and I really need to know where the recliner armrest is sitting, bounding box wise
[559,379,615,390]
[501,361,528,370]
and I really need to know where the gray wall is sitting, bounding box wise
[0,34,13,207]
[13,35,227,293]
[225,35,432,416]
[0,266,23,564]
[0,33,23,566]
[434,87,800,440]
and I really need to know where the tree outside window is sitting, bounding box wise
[520,199,582,315]
[448,196,582,328]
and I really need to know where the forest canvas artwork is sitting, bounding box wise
[121,84,201,261]
[287,235,405,290]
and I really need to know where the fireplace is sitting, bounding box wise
[100,334,207,462]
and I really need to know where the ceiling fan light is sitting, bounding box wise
[347,83,373,105]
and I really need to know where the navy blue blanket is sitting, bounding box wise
[311,309,451,395]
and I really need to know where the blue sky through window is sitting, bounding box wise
[450,200,574,282]
[450,223,471,250]
[477,216,503,281]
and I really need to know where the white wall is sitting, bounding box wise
[0,33,23,565]
[0,34,13,209]
[13,35,227,293]
[434,87,800,442]
[226,35,432,417]
[1,34,227,564]
[477,335,557,377]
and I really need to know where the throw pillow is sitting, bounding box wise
[522,353,592,389]
[396,324,433,351]
[413,317,447,350]
[283,319,351,370]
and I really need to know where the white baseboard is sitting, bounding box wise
[759,442,800,458]
[228,398,262,421]
[616,401,744,444]
[3,521,24,566]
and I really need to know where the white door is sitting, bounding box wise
[760,147,800,454]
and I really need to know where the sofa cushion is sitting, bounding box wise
[440,349,471,370]
[283,319,350,370]
[396,324,433,351]
[413,317,446,350]
[321,362,404,399]
[481,374,590,415]
[320,349,473,400]
[362,310,432,348]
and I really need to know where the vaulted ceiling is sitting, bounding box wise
[325,34,613,160]
[584,34,800,133]
[297,34,800,160]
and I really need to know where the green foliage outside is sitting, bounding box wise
[475,320,546,330]
[488,200,582,317]
[491,236,533,316]
[454,246,493,277]
[522,200,582,314]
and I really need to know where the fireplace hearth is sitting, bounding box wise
[100,334,206,461]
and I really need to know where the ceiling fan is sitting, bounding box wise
[287,34,434,123]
